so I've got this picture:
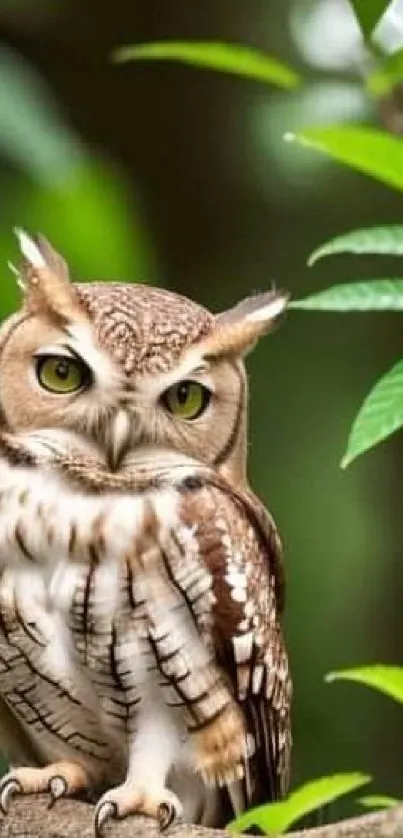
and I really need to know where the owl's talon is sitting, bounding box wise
[94,800,118,838]
[48,775,68,808]
[94,785,182,833]
[158,801,178,831]
[0,778,22,815]
[0,762,93,817]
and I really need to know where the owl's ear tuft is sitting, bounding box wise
[13,229,84,322]
[14,228,70,284]
[14,228,46,272]
[34,233,71,283]
[200,289,289,359]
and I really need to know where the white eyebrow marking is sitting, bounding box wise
[186,361,211,377]
[33,345,77,359]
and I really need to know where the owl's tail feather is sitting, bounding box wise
[214,699,283,831]
[241,698,284,810]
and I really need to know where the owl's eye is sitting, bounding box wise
[35,355,91,394]
[162,380,211,420]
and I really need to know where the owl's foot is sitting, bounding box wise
[192,702,247,786]
[94,784,183,836]
[0,761,90,814]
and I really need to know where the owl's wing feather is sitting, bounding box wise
[177,477,292,814]
[0,694,42,767]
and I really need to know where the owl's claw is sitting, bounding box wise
[48,775,68,809]
[158,801,177,831]
[94,800,118,838]
[0,761,91,813]
[0,777,22,815]
[93,786,182,835]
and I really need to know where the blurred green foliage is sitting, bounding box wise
[359,795,400,809]
[327,665,403,704]
[308,228,403,265]
[228,773,371,833]
[113,40,301,89]
[287,126,403,193]
[0,46,158,319]
[349,0,391,39]
[285,133,403,468]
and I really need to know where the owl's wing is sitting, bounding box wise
[177,475,292,815]
[0,695,42,768]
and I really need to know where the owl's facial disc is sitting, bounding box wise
[0,304,246,476]
[0,230,289,485]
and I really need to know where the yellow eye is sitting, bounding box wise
[36,355,91,394]
[162,380,211,420]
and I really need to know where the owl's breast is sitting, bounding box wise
[0,566,119,776]
[0,452,287,798]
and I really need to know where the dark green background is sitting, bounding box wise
[0,0,402,814]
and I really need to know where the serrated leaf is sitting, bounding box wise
[285,126,403,193]
[340,361,403,466]
[368,48,403,96]
[112,41,300,89]
[327,665,403,704]
[290,281,403,312]
[227,774,370,834]
[349,0,391,38]
[308,227,403,266]
[359,795,400,809]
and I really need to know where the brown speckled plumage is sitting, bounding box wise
[75,283,213,375]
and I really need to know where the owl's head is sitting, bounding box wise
[0,231,288,486]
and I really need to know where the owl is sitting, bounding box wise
[0,230,291,836]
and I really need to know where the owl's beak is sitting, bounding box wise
[105,408,132,470]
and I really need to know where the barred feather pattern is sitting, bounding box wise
[179,482,291,801]
[0,432,291,820]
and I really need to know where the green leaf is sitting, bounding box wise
[368,48,403,96]
[290,280,403,312]
[285,126,403,193]
[227,774,370,834]
[359,795,400,809]
[327,665,403,704]
[348,0,391,38]
[340,361,403,466]
[308,226,403,266]
[112,41,300,89]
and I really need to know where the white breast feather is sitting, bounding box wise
[0,453,224,820]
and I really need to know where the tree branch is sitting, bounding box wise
[3,796,403,838]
